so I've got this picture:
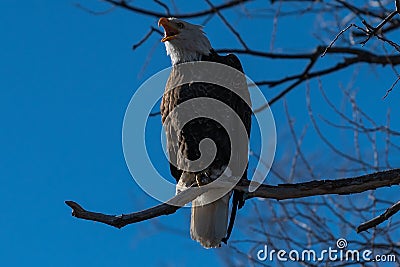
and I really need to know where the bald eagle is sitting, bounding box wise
[159,17,251,248]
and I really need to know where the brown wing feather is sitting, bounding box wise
[161,52,251,184]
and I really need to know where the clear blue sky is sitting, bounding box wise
[1,1,399,266]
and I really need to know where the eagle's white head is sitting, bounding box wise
[158,17,212,65]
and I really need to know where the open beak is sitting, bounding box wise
[158,17,180,42]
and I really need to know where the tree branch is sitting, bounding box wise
[65,200,180,228]
[360,11,398,45]
[254,48,400,111]
[204,0,249,50]
[66,169,400,230]
[102,0,251,19]
[357,200,400,233]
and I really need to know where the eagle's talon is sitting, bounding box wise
[195,176,204,187]
[195,174,213,186]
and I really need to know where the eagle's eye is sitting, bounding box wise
[176,22,184,29]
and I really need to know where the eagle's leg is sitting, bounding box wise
[222,177,248,243]
[222,189,242,244]
[195,175,204,187]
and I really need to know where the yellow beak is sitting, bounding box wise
[158,17,180,42]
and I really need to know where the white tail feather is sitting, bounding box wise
[190,193,230,248]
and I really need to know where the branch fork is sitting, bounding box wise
[66,169,400,233]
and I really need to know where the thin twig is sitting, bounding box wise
[383,76,400,99]
[103,0,251,19]
[204,0,249,50]
[322,24,353,57]
[132,27,163,50]
[360,11,398,46]
[153,0,170,16]
[74,3,116,15]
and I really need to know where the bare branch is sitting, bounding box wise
[253,49,400,111]
[102,0,251,19]
[132,27,162,50]
[357,200,400,233]
[360,11,398,46]
[65,200,179,228]
[149,111,161,117]
[74,3,116,15]
[306,86,376,169]
[383,76,400,99]
[153,0,171,16]
[204,0,249,50]
[65,181,214,228]
[243,169,400,200]
[321,24,353,57]
[66,169,400,229]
